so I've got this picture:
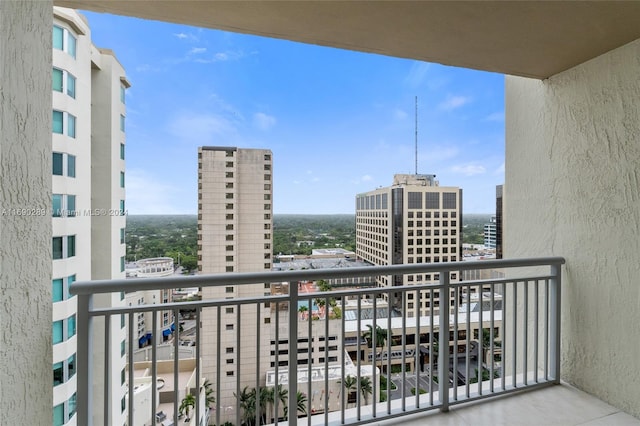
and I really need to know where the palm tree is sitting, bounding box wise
[358,376,373,404]
[298,304,308,320]
[179,393,196,421]
[274,384,288,419]
[295,391,307,417]
[338,375,358,406]
[363,325,387,349]
[203,379,215,409]
[235,386,256,425]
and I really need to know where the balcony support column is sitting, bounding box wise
[77,293,94,425]
[288,280,299,424]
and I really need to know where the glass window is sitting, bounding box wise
[53,362,64,386]
[67,235,75,258]
[68,274,76,298]
[67,73,76,98]
[120,143,125,160]
[52,110,63,134]
[52,237,63,260]
[120,256,125,272]
[120,86,126,103]
[67,114,76,138]
[67,33,76,59]
[53,320,63,344]
[52,194,62,217]
[68,393,77,419]
[120,228,125,244]
[52,279,64,302]
[120,171,125,188]
[67,155,76,178]
[53,153,63,175]
[67,314,76,338]
[53,26,64,50]
[53,403,64,426]
[121,340,126,356]
[67,195,76,217]
[120,115,125,131]
[120,200,125,215]
[52,68,63,92]
[67,354,76,379]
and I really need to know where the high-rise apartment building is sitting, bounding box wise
[484,216,497,249]
[197,146,274,416]
[355,174,462,317]
[52,8,129,425]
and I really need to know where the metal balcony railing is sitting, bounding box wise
[71,257,564,426]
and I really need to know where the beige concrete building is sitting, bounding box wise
[51,7,129,426]
[197,146,274,419]
[356,174,462,318]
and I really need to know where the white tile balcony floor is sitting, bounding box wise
[383,383,639,426]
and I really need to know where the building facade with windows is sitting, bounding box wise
[484,216,497,249]
[52,7,129,426]
[355,174,463,318]
[197,146,274,418]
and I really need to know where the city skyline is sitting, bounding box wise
[83,10,505,215]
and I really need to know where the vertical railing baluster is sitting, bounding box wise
[151,308,158,426]
[128,311,135,426]
[415,288,420,408]
[534,280,539,383]
[255,300,261,426]
[550,263,562,383]
[544,279,550,381]
[104,314,111,426]
[323,293,329,424]
[465,284,471,398]
[386,285,392,416]
[341,294,347,422]
[400,289,407,413]
[429,288,434,406]
[357,296,362,420]
[501,282,506,391]
[274,302,279,426]
[489,283,495,393]
[216,306,221,426]
[372,295,378,418]
[236,304,242,424]
[438,272,450,413]
[288,279,299,426]
[478,288,484,395]
[195,305,201,426]
[173,307,179,425]
[452,285,458,401]
[511,282,517,388]
[523,280,529,385]
[308,296,313,426]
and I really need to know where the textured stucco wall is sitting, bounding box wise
[506,38,640,417]
[0,1,53,424]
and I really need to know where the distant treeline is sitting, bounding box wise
[125,213,492,269]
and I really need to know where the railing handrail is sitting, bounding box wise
[70,256,565,295]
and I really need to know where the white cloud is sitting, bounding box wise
[485,111,505,122]
[188,47,207,55]
[194,50,247,64]
[125,169,186,214]
[394,108,408,120]
[253,112,276,131]
[438,95,472,111]
[451,163,486,176]
[173,32,199,42]
[168,112,237,145]
[404,61,430,88]
[350,174,374,185]
[494,162,505,175]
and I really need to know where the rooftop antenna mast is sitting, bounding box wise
[414,95,418,175]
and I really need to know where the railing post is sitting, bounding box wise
[549,262,562,383]
[438,272,450,412]
[288,280,299,425]
[76,293,93,425]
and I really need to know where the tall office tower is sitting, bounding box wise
[198,146,274,418]
[484,216,497,249]
[355,174,462,318]
[52,8,129,426]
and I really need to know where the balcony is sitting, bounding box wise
[71,257,576,425]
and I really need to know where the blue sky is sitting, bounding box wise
[84,11,505,215]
